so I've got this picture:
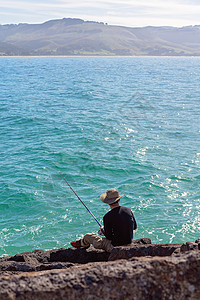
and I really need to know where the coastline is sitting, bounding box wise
[0,238,199,299]
[1,55,200,58]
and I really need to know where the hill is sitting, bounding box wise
[1,18,200,56]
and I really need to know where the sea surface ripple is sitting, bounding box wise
[0,56,199,256]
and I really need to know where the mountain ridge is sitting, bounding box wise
[1,18,200,56]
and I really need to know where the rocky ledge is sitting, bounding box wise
[0,238,200,299]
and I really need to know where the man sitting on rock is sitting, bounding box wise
[71,188,137,252]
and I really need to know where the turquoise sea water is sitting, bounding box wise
[0,56,199,257]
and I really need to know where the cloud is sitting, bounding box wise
[1,0,200,27]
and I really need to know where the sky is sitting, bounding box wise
[1,0,200,28]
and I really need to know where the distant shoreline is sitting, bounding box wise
[1,18,200,56]
[0,55,200,58]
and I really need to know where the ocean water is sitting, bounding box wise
[0,56,199,257]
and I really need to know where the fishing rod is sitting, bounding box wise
[59,172,102,228]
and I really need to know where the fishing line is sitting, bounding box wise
[59,171,102,228]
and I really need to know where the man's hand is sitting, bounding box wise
[98,226,105,236]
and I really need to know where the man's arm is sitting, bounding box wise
[131,211,137,230]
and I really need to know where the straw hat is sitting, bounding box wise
[100,188,124,205]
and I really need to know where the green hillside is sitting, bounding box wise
[1,18,200,56]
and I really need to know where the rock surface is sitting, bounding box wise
[0,238,199,299]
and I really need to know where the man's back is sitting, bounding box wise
[103,206,137,246]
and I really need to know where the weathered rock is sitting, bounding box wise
[195,238,200,250]
[0,251,199,300]
[36,262,75,271]
[132,237,151,245]
[180,242,199,253]
[1,238,199,271]
[0,261,36,272]
[0,261,75,273]
[7,249,50,264]
[108,243,183,261]
[49,247,110,263]
[0,238,199,299]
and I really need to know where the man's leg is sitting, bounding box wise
[81,233,113,252]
